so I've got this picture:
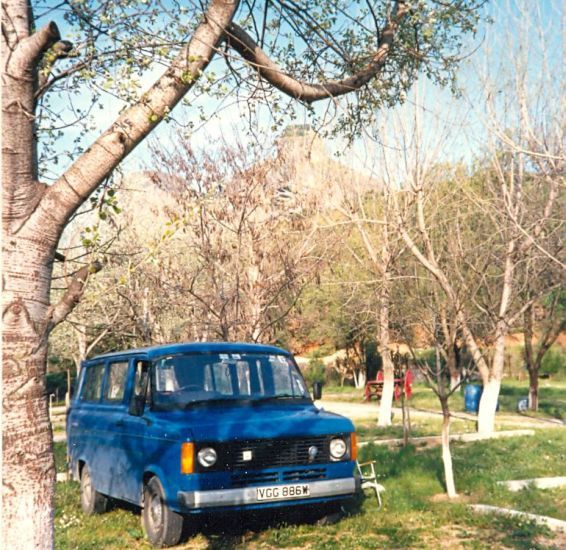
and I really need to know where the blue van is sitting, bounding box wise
[67,342,358,547]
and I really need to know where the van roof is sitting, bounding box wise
[83,342,291,364]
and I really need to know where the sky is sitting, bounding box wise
[34,0,564,186]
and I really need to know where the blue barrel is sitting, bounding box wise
[464,384,483,413]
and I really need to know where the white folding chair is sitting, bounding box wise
[356,460,385,510]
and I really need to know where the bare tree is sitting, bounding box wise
[383,7,563,432]
[394,141,562,435]
[148,140,323,342]
[522,288,565,411]
[339,186,405,425]
[465,0,564,429]
[408,341,466,498]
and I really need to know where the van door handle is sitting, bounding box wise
[115,420,125,427]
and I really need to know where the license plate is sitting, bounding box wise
[256,483,310,502]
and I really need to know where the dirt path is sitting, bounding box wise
[317,400,565,429]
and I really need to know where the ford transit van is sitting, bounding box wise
[67,342,358,547]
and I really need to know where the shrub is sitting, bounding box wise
[304,356,326,385]
[541,348,565,379]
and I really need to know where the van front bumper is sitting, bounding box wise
[178,477,357,510]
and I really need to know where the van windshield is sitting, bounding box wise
[152,352,310,410]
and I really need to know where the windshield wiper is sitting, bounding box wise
[184,397,251,408]
[253,394,308,403]
[182,395,309,408]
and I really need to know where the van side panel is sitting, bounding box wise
[140,416,188,510]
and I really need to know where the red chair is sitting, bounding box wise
[401,369,413,399]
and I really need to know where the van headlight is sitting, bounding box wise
[197,447,217,467]
[329,437,347,460]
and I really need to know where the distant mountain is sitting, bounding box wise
[114,128,378,226]
[269,127,377,211]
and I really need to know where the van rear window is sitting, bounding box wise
[81,364,105,402]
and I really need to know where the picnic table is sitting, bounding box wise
[364,370,413,402]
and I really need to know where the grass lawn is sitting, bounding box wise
[55,429,566,549]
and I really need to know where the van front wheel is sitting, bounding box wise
[142,477,184,547]
[80,465,108,515]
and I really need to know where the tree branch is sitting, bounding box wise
[225,1,409,102]
[44,261,103,335]
[13,21,61,67]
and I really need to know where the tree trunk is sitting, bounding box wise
[378,350,395,426]
[527,367,539,411]
[447,342,461,391]
[353,369,366,389]
[3,244,57,548]
[524,304,538,411]
[477,378,501,435]
[72,327,89,375]
[377,277,394,427]
[473,329,503,435]
[477,237,515,435]
[2,5,60,545]
[448,346,461,391]
[441,400,457,498]
[450,373,461,392]
[66,369,72,409]
[439,306,462,392]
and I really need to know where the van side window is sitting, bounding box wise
[104,361,129,402]
[81,364,105,402]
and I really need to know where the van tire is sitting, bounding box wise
[142,476,184,547]
[80,465,108,515]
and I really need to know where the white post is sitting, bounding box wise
[49,394,55,421]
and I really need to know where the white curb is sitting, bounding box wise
[497,477,566,492]
[469,504,566,533]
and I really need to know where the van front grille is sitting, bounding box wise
[196,435,347,472]
[231,436,330,469]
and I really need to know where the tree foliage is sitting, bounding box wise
[34,0,485,175]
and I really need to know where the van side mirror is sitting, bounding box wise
[129,361,150,416]
[312,381,322,401]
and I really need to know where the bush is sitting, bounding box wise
[541,348,566,379]
[415,348,435,369]
[324,365,342,386]
[304,356,326,386]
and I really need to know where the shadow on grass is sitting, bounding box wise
[183,499,361,549]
